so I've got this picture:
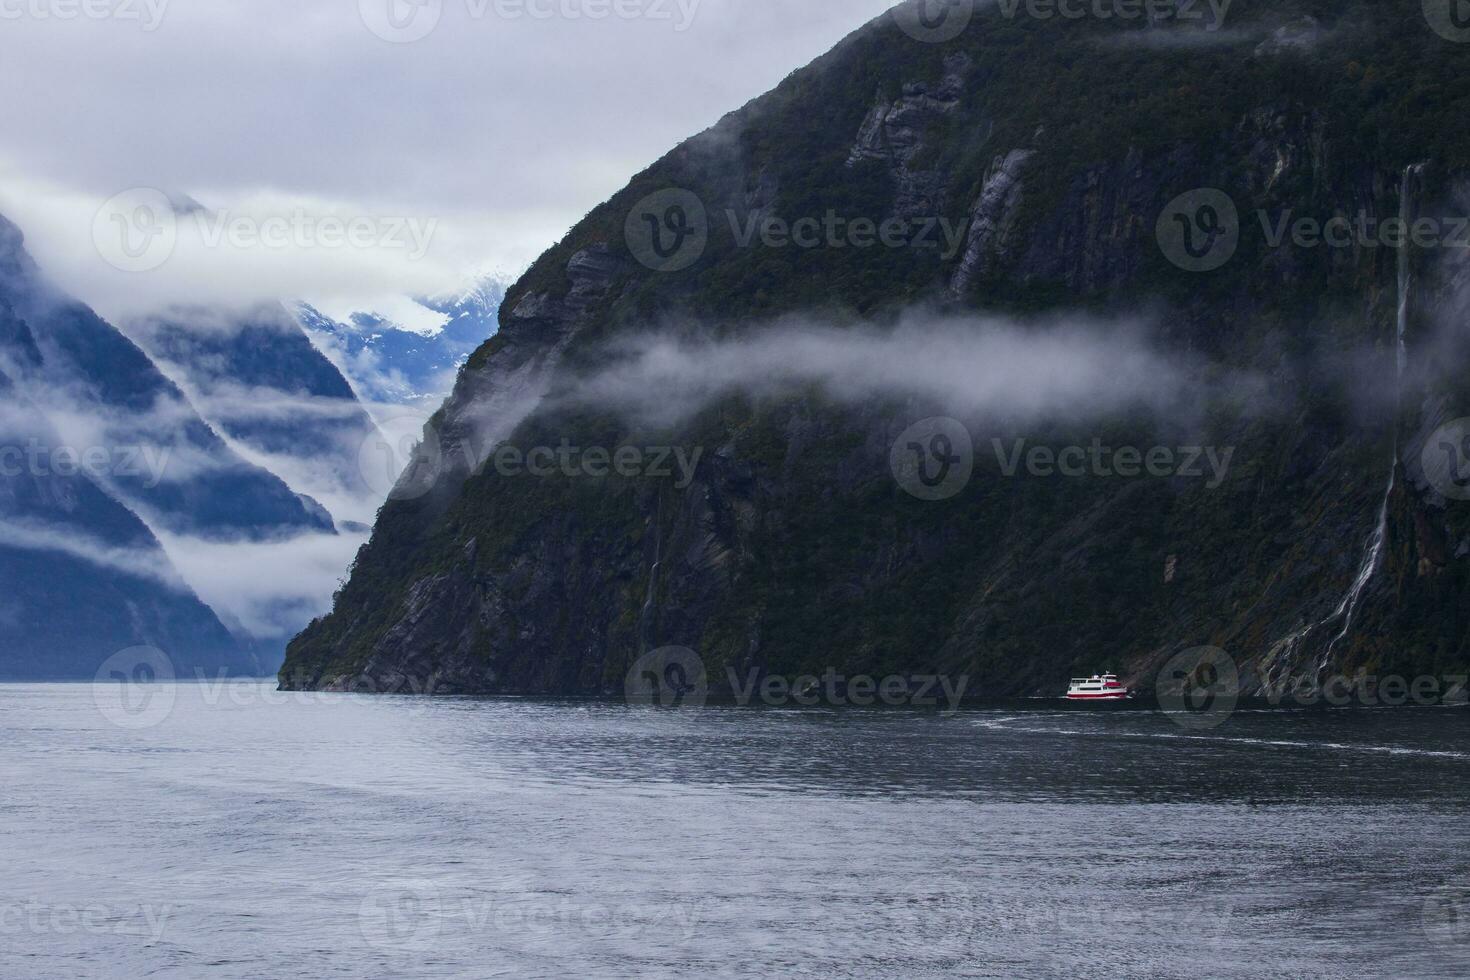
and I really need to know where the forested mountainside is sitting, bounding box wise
[283,0,1470,697]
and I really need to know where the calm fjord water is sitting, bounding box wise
[2,681,1468,978]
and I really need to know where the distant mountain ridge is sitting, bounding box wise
[295,276,504,407]
[0,211,422,677]
[0,220,255,677]
[0,217,334,542]
[127,305,385,527]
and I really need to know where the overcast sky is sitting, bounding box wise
[0,0,897,319]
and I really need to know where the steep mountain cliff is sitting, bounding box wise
[0,213,376,677]
[0,296,250,679]
[127,305,384,526]
[283,0,1470,697]
[0,215,334,541]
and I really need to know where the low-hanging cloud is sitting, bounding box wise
[560,311,1263,432]
[0,518,187,590]
[153,527,370,640]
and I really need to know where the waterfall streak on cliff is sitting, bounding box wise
[638,494,663,655]
[1316,163,1425,670]
[1266,165,1424,676]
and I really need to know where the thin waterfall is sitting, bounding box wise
[1264,164,1424,681]
[638,492,663,655]
[1315,162,1425,672]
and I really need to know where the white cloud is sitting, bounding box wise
[560,310,1265,431]
[0,518,186,590]
[153,528,371,640]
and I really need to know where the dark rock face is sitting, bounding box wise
[848,52,971,220]
[283,2,1470,698]
[435,245,624,482]
[950,148,1035,296]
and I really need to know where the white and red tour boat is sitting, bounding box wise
[1065,673,1131,701]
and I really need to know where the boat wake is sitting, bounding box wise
[971,714,1470,760]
